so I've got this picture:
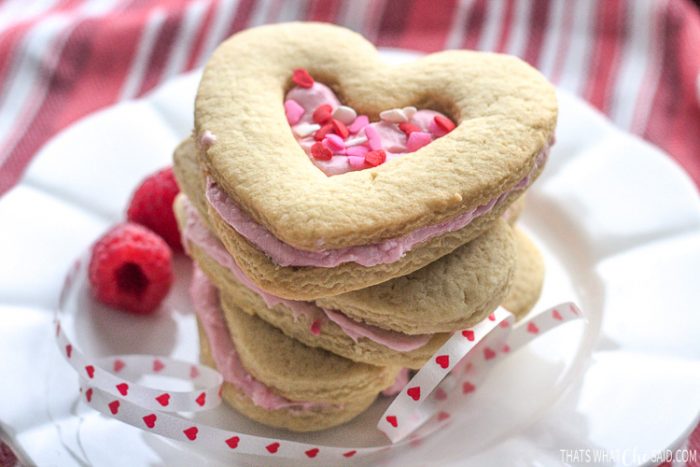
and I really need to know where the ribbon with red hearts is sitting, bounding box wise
[56,257,585,461]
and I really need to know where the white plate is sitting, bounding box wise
[1,50,699,467]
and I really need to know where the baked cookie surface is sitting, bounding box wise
[196,22,557,251]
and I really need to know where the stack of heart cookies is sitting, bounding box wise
[173,22,557,432]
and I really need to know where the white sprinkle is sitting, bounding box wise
[293,123,321,137]
[332,105,357,125]
[380,108,408,123]
[345,135,368,147]
[402,106,417,120]
[199,130,217,149]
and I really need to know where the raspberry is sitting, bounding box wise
[88,223,173,314]
[127,167,182,252]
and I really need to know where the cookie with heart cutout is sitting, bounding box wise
[176,193,517,369]
[502,228,545,318]
[188,22,556,300]
[192,267,399,432]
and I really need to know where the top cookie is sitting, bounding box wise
[195,22,557,251]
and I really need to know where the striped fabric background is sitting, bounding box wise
[0,0,698,465]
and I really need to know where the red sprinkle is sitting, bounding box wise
[365,149,386,167]
[292,68,314,88]
[313,123,334,141]
[434,115,456,133]
[312,104,333,124]
[398,122,421,136]
[331,118,349,139]
[310,142,333,160]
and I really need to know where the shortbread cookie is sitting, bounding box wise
[187,22,556,299]
[177,194,516,369]
[502,228,545,318]
[192,268,398,432]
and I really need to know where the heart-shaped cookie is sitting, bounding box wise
[185,23,556,299]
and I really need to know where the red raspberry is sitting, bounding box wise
[88,223,173,314]
[127,167,182,252]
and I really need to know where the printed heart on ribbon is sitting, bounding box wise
[527,322,540,334]
[155,393,170,407]
[483,347,496,360]
[84,365,95,379]
[108,400,120,415]
[406,386,421,401]
[190,365,200,379]
[462,330,475,341]
[113,359,125,373]
[462,382,476,394]
[343,450,357,458]
[305,448,319,458]
[65,344,72,358]
[437,411,450,422]
[143,414,157,428]
[225,436,240,449]
[183,426,199,441]
[116,382,129,396]
[266,442,280,454]
[195,392,206,407]
[552,309,563,320]
[386,415,398,428]
[195,23,556,255]
[153,358,165,372]
[435,355,450,369]
[85,387,93,402]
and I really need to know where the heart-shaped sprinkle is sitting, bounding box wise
[183,426,198,441]
[155,393,170,407]
[190,365,200,379]
[85,388,93,402]
[343,450,357,458]
[398,121,420,136]
[462,381,476,394]
[437,411,451,422]
[143,413,156,428]
[483,347,496,360]
[113,359,126,373]
[65,344,72,358]
[331,119,349,139]
[386,415,398,427]
[552,309,563,320]
[434,387,448,401]
[380,108,409,123]
[292,68,314,88]
[406,386,421,401]
[311,142,332,160]
[195,392,206,407]
[153,359,165,372]
[527,322,539,334]
[365,149,386,167]
[116,383,129,396]
[435,354,450,369]
[348,115,369,133]
[313,122,334,141]
[294,122,320,137]
[225,436,240,449]
[305,448,319,458]
[312,104,333,124]
[108,400,120,415]
[266,442,280,453]
[85,365,95,379]
[434,115,456,133]
[462,329,475,341]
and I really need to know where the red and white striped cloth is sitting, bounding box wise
[0,0,698,465]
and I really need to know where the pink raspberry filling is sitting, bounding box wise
[182,199,432,352]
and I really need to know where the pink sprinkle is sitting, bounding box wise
[284,99,304,125]
[364,125,382,150]
[406,131,432,152]
[347,156,367,170]
[324,133,345,152]
[345,145,369,157]
[348,115,369,133]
